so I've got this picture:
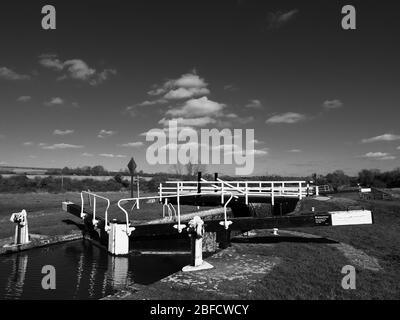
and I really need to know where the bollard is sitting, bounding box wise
[272,228,279,236]
[182,216,214,272]
[10,210,30,245]
[107,219,130,256]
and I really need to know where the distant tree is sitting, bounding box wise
[358,169,380,187]
[91,165,106,176]
[325,170,350,191]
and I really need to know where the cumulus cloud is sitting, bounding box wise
[166,97,225,118]
[82,152,94,157]
[39,54,116,86]
[23,142,34,146]
[53,129,74,135]
[361,134,400,143]
[323,99,343,110]
[245,99,262,108]
[44,97,64,106]
[288,149,302,152]
[17,96,32,102]
[266,112,307,124]
[362,152,396,160]
[266,9,299,30]
[41,143,84,150]
[98,130,116,138]
[148,73,209,100]
[118,142,144,147]
[0,67,30,80]
[164,87,210,100]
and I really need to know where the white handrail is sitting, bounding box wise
[220,192,234,229]
[80,191,110,227]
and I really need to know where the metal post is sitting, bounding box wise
[130,174,134,198]
[197,172,202,194]
[137,175,140,209]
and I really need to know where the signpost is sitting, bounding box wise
[127,157,137,198]
[127,157,140,209]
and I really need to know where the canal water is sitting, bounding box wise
[0,240,191,300]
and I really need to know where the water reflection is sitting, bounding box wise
[107,256,131,290]
[4,254,28,299]
[0,240,190,300]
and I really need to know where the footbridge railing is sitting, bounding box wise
[159,178,319,205]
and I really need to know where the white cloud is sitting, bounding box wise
[148,88,166,96]
[53,129,74,135]
[99,153,126,158]
[39,54,116,86]
[23,142,34,146]
[17,96,32,102]
[266,112,306,124]
[98,130,116,138]
[0,67,30,80]
[245,99,262,108]
[362,152,396,160]
[288,149,302,152]
[45,97,64,106]
[39,54,64,70]
[159,116,217,127]
[362,134,400,143]
[137,100,167,107]
[323,99,343,110]
[267,9,299,30]
[42,143,84,150]
[164,87,210,100]
[222,145,268,157]
[167,97,225,118]
[82,152,94,157]
[148,72,209,100]
[118,142,144,147]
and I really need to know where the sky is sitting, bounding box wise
[0,0,399,176]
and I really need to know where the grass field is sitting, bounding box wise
[258,193,400,299]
